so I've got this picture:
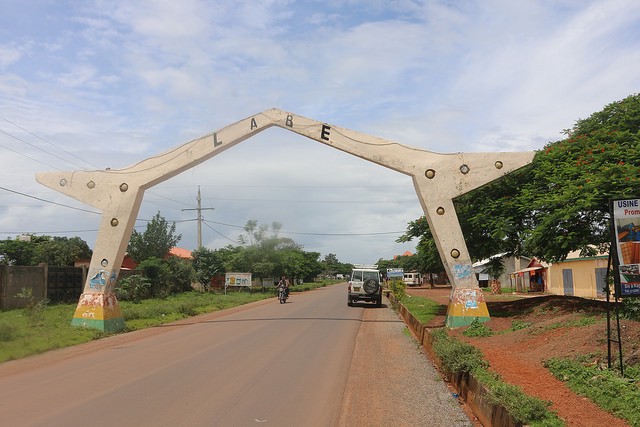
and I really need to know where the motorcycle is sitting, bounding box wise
[278,285,288,304]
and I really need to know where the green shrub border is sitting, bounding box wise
[430,328,563,426]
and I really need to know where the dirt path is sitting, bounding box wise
[338,299,476,426]
[407,287,637,427]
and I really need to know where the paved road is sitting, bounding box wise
[0,283,472,426]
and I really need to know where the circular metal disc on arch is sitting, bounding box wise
[36,108,534,331]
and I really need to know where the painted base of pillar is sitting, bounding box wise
[71,292,125,333]
[445,287,490,328]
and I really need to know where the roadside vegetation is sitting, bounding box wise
[388,281,563,426]
[463,310,640,427]
[0,280,335,363]
[545,358,640,427]
[431,328,564,427]
[0,210,345,364]
[393,282,640,427]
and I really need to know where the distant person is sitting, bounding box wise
[277,275,290,298]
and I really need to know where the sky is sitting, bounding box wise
[0,0,639,265]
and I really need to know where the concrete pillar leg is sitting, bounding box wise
[445,288,490,328]
[71,292,125,333]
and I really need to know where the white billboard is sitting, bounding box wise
[225,272,252,288]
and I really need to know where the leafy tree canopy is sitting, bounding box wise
[401,93,640,266]
[0,235,92,266]
[127,211,181,263]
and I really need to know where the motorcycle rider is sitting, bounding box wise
[277,275,290,299]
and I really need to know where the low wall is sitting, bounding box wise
[390,293,520,427]
[0,265,47,310]
[0,266,136,310]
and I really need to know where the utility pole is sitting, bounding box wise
[182,186,214,249]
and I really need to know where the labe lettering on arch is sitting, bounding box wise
[213,132,222,147]
[321,124,331,141]
[250,117,258,130]
[286,114,294,127]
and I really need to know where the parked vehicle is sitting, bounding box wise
[403,272,422,287]
[348,265,382,307]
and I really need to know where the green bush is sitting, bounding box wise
[431,329,488,374]
[620,298,640,321]
[389,279,406,301]
[116,275,152,303]
[430,329,562,426]
[166,256,196,294]
[463,318,493,337]
[473,369,561,426]
[510,320,533,331]
[137,256,196,297]
[546,358,640,426]
[16,288,49,325]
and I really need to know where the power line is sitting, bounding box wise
[0,224,148,235]
[202,220,241,244]
[0,128,90,170]
[0,114,98,169]
[0,140,62,170]
[0,186,100,214]
[0,186,407,238]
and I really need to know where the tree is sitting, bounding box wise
[127,211,181,263]
[192,247,226,289]
[520,94,640,260]
[321,253,340,274]
[0,235,92,266]
[0,238,36,265]
[34,236,92,266]
[396,217,445,273]
[402,93,640,264]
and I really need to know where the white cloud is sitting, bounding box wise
[0,44,23,69]
[0,0,639,263]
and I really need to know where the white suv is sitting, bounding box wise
[348,265,382,307]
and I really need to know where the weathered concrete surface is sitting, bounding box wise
[36,109,533,331]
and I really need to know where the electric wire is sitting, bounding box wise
[202,220,241,244]
[0,114,98,169]
[0,140,62,170]
[0,186,100,215]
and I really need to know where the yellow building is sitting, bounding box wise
[547,250,609,299]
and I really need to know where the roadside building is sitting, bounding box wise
[510,258,549,293]
[546,249,608,299]
[473,253,533,289]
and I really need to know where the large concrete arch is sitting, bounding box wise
[36,108,534,331]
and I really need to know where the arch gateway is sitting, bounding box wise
[36,108,534,331]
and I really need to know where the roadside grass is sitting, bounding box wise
[431,328,564,427]
[394,286,561,424]
[401,292,639,426]
[0,304,106,362]
[0,280,335,363]
[400,295,442,324]
[120,290,274,329]
[462,318,493,337]
[545,358,640,427]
